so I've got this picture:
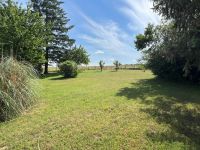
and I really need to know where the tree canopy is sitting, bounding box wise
[0,0,49,65]
[152,0,200,30]
[0,0,90,73]
[135,1,200,82]
[62,46,90,65]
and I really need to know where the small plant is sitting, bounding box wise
[59,61,78,78]
[0,58,39,121]
[99,60,105,72]
[113,60,121,71]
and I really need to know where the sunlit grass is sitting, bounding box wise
[0,70,199,149]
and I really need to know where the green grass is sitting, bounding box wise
[0,70,199,149]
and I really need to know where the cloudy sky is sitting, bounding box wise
[18,0,161,65]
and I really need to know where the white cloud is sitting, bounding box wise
[95,50,104,54]
[78,12,137,58]
[120,0,161,32]
[65,1,142,64]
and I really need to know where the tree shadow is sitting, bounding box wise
[40,72,60,79]
[116,78,200,147]
[40,73,70,80]
[50,76,67,80]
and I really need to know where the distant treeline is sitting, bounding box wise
[79,64,145,70]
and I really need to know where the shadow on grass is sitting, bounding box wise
[41,72,60,79]
[40,72,69,80]
[50,76,72,80]
[116,78,200,146]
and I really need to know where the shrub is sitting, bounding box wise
[59,61,78,78]
[0,58,39,121]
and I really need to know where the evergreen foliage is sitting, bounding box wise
[31,0,75,74]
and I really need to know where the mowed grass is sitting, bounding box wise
[0,70,199,149]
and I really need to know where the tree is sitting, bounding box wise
[150,0,200,82]
[113,60,121,72]
[135,23,200,81]
[135,24,154,50]
[99,60,105,72]
[152,0,200,30]
[62,45,90,65]
[31,0,75,74]
[0,0,48,66]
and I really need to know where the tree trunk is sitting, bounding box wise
[44,47,48,74]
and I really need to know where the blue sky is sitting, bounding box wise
[18,0,161,65]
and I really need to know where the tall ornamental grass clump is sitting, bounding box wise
[0,58,39,121]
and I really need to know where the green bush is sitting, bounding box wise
[59,61,78,78]
[0,58,39,121]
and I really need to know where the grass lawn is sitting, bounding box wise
[0,70,199,149]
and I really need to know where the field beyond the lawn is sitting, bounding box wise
[0,70,199,149]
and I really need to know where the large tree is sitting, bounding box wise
[0,0,48,65]
[152,0,200,79]
[135,22,200,82]
[135,1,200,82]
[31,0,75,74]
[135,24,184,80]
[62,45,90,65]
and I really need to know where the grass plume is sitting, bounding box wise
[0,58,39,121]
